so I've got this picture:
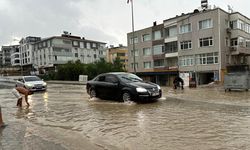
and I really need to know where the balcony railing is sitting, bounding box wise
[230,46,250,55]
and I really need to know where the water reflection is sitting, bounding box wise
[15,107,33,119]
[43,92,49,112]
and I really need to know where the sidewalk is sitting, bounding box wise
[163,84,250,107]
[46,80,86,85]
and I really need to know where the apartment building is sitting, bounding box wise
[1,46,12,66]
[127,22,178,85]
[107,45,128,70]
[32,33,107,72]
[10,45,21,66]
[128,7,250,85]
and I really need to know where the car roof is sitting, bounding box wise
[104,72,130,75]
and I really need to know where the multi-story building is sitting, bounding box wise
[128,5,250,85]
[127,22,179,85]
[10,45,21,66]
[19,36,41,73]
[107,45,128,70]
[1,46,12,67]
[32,33,107,72]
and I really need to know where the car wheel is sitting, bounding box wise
[122,92,131,102]
[90,88,97,98]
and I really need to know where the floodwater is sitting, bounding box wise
[1,84,250,150]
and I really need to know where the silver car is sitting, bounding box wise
[16,76,47,91]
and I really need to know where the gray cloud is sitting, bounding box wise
[1,0,250,47]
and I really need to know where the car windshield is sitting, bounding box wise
[24,76,41,82]
[117,73,142,83]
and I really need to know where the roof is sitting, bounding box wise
[34,35,106,45]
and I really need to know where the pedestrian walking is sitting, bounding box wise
[12,87,33,107]
[173,76,184,90]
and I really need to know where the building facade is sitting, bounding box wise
[127,22,179,86]
[10,45,21,66]
[1,46,11,67]
[127,7,250,85]
[32,33,107,72]
[107,45,128,70]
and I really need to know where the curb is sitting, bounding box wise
[46,80,86,85]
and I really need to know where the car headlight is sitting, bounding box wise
[43,82,47,86]
[25,83,33,87]
[156,84,161,90]
[136,87,147,93]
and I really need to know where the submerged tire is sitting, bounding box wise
[122,92,131,102]
[90,89,97,98]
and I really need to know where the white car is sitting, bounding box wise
[16,76,47,91]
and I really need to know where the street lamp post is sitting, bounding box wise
[128,0,136,73]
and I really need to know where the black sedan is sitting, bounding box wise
[86,72,162,102]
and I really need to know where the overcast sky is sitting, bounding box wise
[0,0,249,47]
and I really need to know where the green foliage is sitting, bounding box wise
[49,58,125,81]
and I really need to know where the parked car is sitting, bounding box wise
[86,72,162,102]
[15,76,47,91]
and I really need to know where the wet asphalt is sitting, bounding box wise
[0,83,250,150]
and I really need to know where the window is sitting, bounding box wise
[131,63,138,69]
[142,34,151,41]
[105,75,118,83]
[165,41,178,53]
[131,49,139,56]
[96,75,105,82]
[239,37,244,46]
[130,37,138,44]
[180,41,192,50]
[199,19,213,29]
[143,48,151,56]
[246,40,250,48]
[80,42,84,48]
[231,38,238,46]
[165,26,177,37]
[75,53,78,57]
[238,20,244,30]
[154,59,164,67]
[144,61,152,69]
[86,42,90,49]
[179,55,194,66]
[73,41,79,46]
[180,23,191,34]
[199,37,213,47]
[153,30,162,40]
[153,45,163,55]
[63,40,71,44]
[195,52,218,65]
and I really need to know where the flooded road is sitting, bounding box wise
[1,84,250,150]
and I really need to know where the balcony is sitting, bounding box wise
[230,46,250,55]
[165,52,178,58]
[153,54,165,60]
